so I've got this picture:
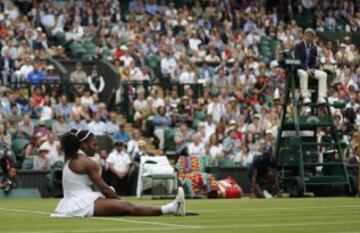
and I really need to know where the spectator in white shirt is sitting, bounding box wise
[160,51,177,78]
[205,47,221,63]
[188,133,206,157]
[206,133,224,160]
[129,60,142,81]
[188,32,202,51]
[71,97,83,115]
[39,96,53,121]
[179,64,196,84]
[238,67,256,86]
[14,56,33,83]
[119,46,133,67]
[65,21,84,42]
[207,93,226,123]
[107,141,137,195]
[204,113,216,142]
[87,112,106,136]
[133,89,151,128]
[80,90,94,108]
[147,89,165,114]
[88,66,105,96]
[234,143,254,167]
[127,129,141,158]
[40,8,56,30]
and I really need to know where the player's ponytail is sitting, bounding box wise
[61,130,81,162]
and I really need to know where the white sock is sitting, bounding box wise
[161,201,175,215]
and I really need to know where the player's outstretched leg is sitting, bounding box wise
[94,187,186,216]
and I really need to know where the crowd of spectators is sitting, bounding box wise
[0,0,358,197]
[113,0,360,168]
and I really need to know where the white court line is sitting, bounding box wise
[93,217,199,229]
[1,206,360,233]
[0,207,49,215]
[196,205,360,212]
[0,227,177,233]
[0,207,199,229]
[2,220,360,233]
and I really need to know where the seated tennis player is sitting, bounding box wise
[51,129,185,217]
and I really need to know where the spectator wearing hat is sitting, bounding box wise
[119,45,133,67]
[33,143,51,170]
[88,65,105,98]
[250,145,280,198]
[335,43,348,65]
[44,65,60,81]
[247,114,263,136]
[295,28,327,104]
[41,132,62,165]
[70,63,88,96]
[107,140,137,195]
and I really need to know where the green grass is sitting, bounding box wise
[1,197,360,233]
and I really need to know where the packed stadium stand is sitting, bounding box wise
[0,0,359,198]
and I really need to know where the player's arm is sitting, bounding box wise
[86,159,120,199]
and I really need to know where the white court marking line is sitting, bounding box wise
[196,205,360,212]
[0,207,199,229]
[0,208,360,233]
[2,220,360,233]
[0,227,178,233]
[93,217,200,229]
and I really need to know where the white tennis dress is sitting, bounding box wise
[51,156,104,217]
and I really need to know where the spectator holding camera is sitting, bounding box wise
[0,167,21,195]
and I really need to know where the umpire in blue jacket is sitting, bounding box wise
[294,28,327,104]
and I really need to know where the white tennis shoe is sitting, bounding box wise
[174,187,186,216]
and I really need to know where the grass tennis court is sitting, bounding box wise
[0,197,360,233]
